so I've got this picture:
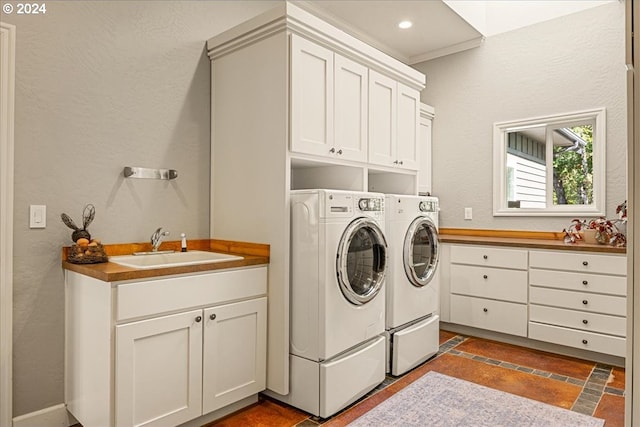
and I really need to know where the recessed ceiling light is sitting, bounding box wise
[398,20,413,29]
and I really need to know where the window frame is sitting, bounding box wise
[493,108,606,217]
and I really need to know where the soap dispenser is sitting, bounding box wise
[181,233,187,252]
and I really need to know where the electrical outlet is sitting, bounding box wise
[464,207,472,220]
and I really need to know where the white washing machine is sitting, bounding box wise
[282,189,388,418]
[385,194,440,376]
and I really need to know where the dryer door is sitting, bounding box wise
[403,217,439,287]
[336,217,387,305]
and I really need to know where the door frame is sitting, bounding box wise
[0,21,16,427]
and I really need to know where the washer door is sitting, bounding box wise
[336,217,387,305]
[403,217,439,287]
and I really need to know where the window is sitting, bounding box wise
[493,108,605,216]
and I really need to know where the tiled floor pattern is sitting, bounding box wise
[207,330,625,427]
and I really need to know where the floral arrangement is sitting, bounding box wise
[563,201,627,247]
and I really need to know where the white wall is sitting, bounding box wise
[415,1,626,231]
[2,0,278,417]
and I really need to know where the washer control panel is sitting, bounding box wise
[419,200,438,212]
[358,198,383,212]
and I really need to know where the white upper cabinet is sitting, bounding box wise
[291,35,334,157]
[368,71,397,167]
[291,35,368,162]
[368,70,419,170]
[334,55,368,162]
[396,84,420,169]
[418,104,435,195]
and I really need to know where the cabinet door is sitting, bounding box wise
[418,115,432,194]
[396,83,420,170]
[290,35,334,157]
[368,70,396,167]
[202,297,267,414]
[334,54,368,162]
[116,310,203,427]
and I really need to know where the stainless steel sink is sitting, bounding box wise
[109,250,243,269]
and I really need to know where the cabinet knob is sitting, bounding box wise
[582,280,588,285]
[483,275,488,279]
[582,261,589,266]
[329,147,336,153]
[583,319,589,324]
[582,300,588,305]
[210,313,217,320]
[483,308,488,313]
[582,339,588,345]
[399,160,403,165]
[195,316,202,323]
[337,149,343,155]
[483,255,488,260]
[393,160,398,164]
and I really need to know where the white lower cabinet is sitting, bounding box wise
[449,245,529,337]
[528,250,626,358]
[450,294,528,337]
[116,310,204,427]
[202,299,267,414]
[443,243,627,359]
[66,266,268,427]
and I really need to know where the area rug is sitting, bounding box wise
[347,371,604,427]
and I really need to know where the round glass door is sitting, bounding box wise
[403,217,439,287]
[336,218,387,305]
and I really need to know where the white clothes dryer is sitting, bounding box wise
[385,194,440,376]
[283,189,387,418]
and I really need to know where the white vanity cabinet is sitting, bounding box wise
[449,245,529,337]
[368,70,420,170]
[291,34,368,163]
[528,250,626,357]
[65,266,267,427]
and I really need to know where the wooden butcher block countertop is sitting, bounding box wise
[439,228,626,254]
[61,239,270,282]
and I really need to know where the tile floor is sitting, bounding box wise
[207,330,625,427]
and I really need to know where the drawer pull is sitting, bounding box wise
[483,308,488,313]
[483,255,488,260]
[195,316,202,323]
[582,261,589,266]
[582,300,588,305]
[582,319,589,324]
[210,313,217,320]
[582,339,588,345]
[582,280,588,285]
[483,275,488,279]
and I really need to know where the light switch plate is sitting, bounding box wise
[30,205,46,228]
[464,207,472,220]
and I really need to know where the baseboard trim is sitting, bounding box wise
[12,404,77,427]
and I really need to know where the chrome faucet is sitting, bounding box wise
[150,227,170,252]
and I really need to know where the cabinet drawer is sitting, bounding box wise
[450,294,527,337]
[529,250,626,276]
[529,287,626,317]
[451,264,527,303]
[117,267,268,321]
[529,322,626,357]
[529,305,626,337]
[450,245,528,270]
[529,268,626,296]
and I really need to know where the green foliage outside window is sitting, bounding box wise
[552,125,593,205]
